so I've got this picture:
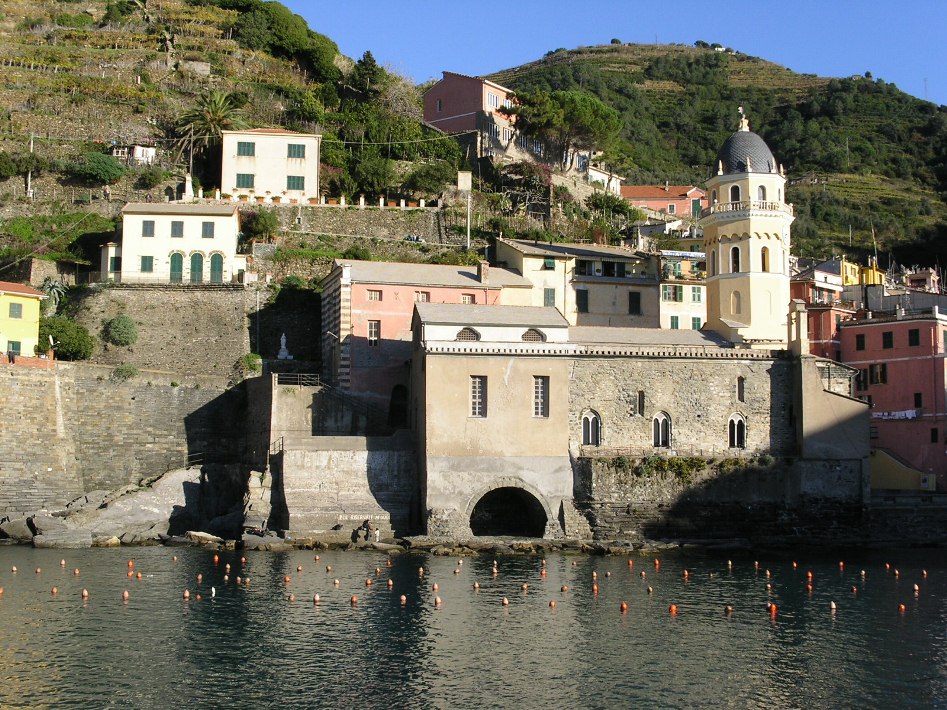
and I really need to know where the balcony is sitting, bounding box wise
[700,200,794,219]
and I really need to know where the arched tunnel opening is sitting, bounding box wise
[469,487,548,537]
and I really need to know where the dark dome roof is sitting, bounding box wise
[715,127,777,174]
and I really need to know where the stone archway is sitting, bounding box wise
[465,479,555,538]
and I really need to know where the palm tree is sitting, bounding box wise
[174,91,249,171]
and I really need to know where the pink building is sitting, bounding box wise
[620,185,707,218]
[319,259,532,420]
[791,259,854,360]
[839,309,947,489]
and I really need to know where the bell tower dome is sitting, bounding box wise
[699,110,793,348]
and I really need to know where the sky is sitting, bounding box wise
[283,0,947,108]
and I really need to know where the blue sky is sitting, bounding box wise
[283,0,947,107]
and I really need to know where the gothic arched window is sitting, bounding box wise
[652,412,671,448]
[730,185,741,202]
[728,414,747,449]
[582,411,602,446]
[730,246,741,273]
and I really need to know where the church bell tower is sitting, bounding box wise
[699,110,793,348]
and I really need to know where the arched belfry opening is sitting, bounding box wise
[469,487,548,537]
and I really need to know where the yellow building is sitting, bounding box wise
[0,281,44,358]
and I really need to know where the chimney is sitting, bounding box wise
[664,181,669,192]
[478,260,489,284]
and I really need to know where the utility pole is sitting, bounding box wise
[26,132,33,200]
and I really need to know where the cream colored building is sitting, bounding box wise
[106,203,246,284]
[658,250,707,330]
[700,115,793,347]
[221,128,321,202]
[495,238,659,327]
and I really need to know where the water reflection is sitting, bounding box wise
[0,546,943,708]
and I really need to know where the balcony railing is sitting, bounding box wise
[700,200,794,218]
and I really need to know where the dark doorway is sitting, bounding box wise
[388,385,408,428]
[470,487,547,537]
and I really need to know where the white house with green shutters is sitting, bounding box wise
[220,128,321,203]
[102,203,246,284]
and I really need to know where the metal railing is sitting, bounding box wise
[275,373,321,387]
[700,200,794,218]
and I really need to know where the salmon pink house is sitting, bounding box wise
[319,259,532,420]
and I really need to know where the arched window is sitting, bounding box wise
[582,411,601,446]
[731,290,742,315]
[652,412,671,448]
[728,414,747,449]
[761,246,769,273]
[711,189,717,204]
[189,253,203,284]
[169,253,183,284]
[521,328,546,342]
[730,246,741,273]
[456,327,480,341]
[730,185,740,202]
[757,185,767,202]
[209,253,224,283]
[710,250,716,276]
[737,376,746,403]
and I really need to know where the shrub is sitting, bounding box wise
[280,275,306,289]
[111,363,139,381]
[103,314,138,346]
[135,166,166,190]
[240,353,262,373]
[39,316,94,360]
[68,153,125,185]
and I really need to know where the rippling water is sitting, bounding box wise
[0,545,944,709]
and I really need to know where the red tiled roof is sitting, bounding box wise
[620,185,705,199]
[0,281,44,298]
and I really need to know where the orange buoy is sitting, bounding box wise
[549,600,557,608]
[73,568,79,576]
[122,590,129,601]
[126,571,133,578]
[473,582,480,590]
[851,586,858,593]
[728,560,733,569]
[572,561,577,566]
[725,605,733,615]
[839,561,844,569]
[654,559,661,569]
[922,569,928,578]
[454,569,461,575]
[313,555,319,561]
[458,560,464,566]
[11,566,16,573]
[807,570,813,580]
[592,583,599,594]
[241,556,247,564]
[647,586,653,594]
[400,595,407,605]
[326,565,332,572]
[213,554,219,565]
[81,589,89,598]
[619,601,628,613]
[768,603,778,616]
[283,575,291,584]
[375,567,381,575]
[521,583,528,591]
[434,596,442,607]
[754,561,759,570]
[432,583,438,592]
[806,584,813,592]
[418,567,424,576]
[913,584,920,594]
[592,571,598,579]
[898,603,906,613]
[501,597,509,606]
[365,579,373,587]
[136,572,142,580]
[127,560,134,569]
[223,575,229,582]
[561,585,569,592]
[235,576,241,584]
[860,570,866,578]
[288,593,295,602]
[386,559,392,567]
[350,595,358,605]
[830,601,837,610]
[0,587,4,595]
[605,571,611,578]
[333,579,340,586]
[51,586,58,595]
[196,573,203,583]
[894,569,900,578]
[172,555,177,562]
[313,594,320,604]
[387,579,393,588]
[683,569,690,580]
[195,594,202,601]
[669,603,678,615]
[765,570,771,579]
[540,569,546,577]
[60,559,65,567]
[628,560,634,568]
[296,565,303,573]
[766,583,772,591]
[35,568,41,574]
[885,562,891,571]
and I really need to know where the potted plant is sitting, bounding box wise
[238,194,249,202]
[271,195,281,204]
[308,196,319,205]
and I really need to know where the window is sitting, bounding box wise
[109,256,122,272]
[522,329,545,342]
[415,291,429,303]
[502,127,513,142]
[456,327,480,341]
[170,253,183,283]
[236,173,254,189]
[503,99,512,109]
[544,288,556,308]
[710,251,716,277]
[691,287,702,303]
[761,246,770,273]
[652,412,671,448]
[140,256,153,273]
[436,98,442,112]
[662,285,683,302]
[142,220,155,238]
[730,246,741,273]
[932,428,939,443]
[636,391,645,416]
[855,334,865,351]
[757,185,767,201]
[487,92,499,108]
[367,289,382,301]
[8,302,22,319]
[667,203,676,214]
[882,331,893,349]
[237,141,255,156]
[869,363,887,385]
[7,340,20,355]
[730,185,740,202]
[582,411,601,446]
[575,260,593,276]
[737,376,746,402]
[287,175,305,191]
[542,257,556,270]
[909,329,920,347]
[461,294,475,305]
[287,144,306,159]
[628,291,641,315]
[576,289,589,313]
[210,254,223,284]
[171,220,184,238]
[692,317,702,330]
[201,222,215,239]
[488,123,500,139]
[367,320,381,346]
[728,415,747,449]
[533,376,549,417]
[602,261,626,278]
[855,369,868,391]
[470,376,487,417]
[670,316,679,330]
[915,392,923,408]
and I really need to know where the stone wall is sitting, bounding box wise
[0,362,239,514]
[285,205,445,243]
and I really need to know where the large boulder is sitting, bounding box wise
[0,517,35,543]
[33,530,93,549]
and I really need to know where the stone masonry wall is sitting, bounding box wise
[0,362,237,514]
[569,355,795,456]
[285,205,443,243]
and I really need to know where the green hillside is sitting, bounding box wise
[489,43,947,264]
